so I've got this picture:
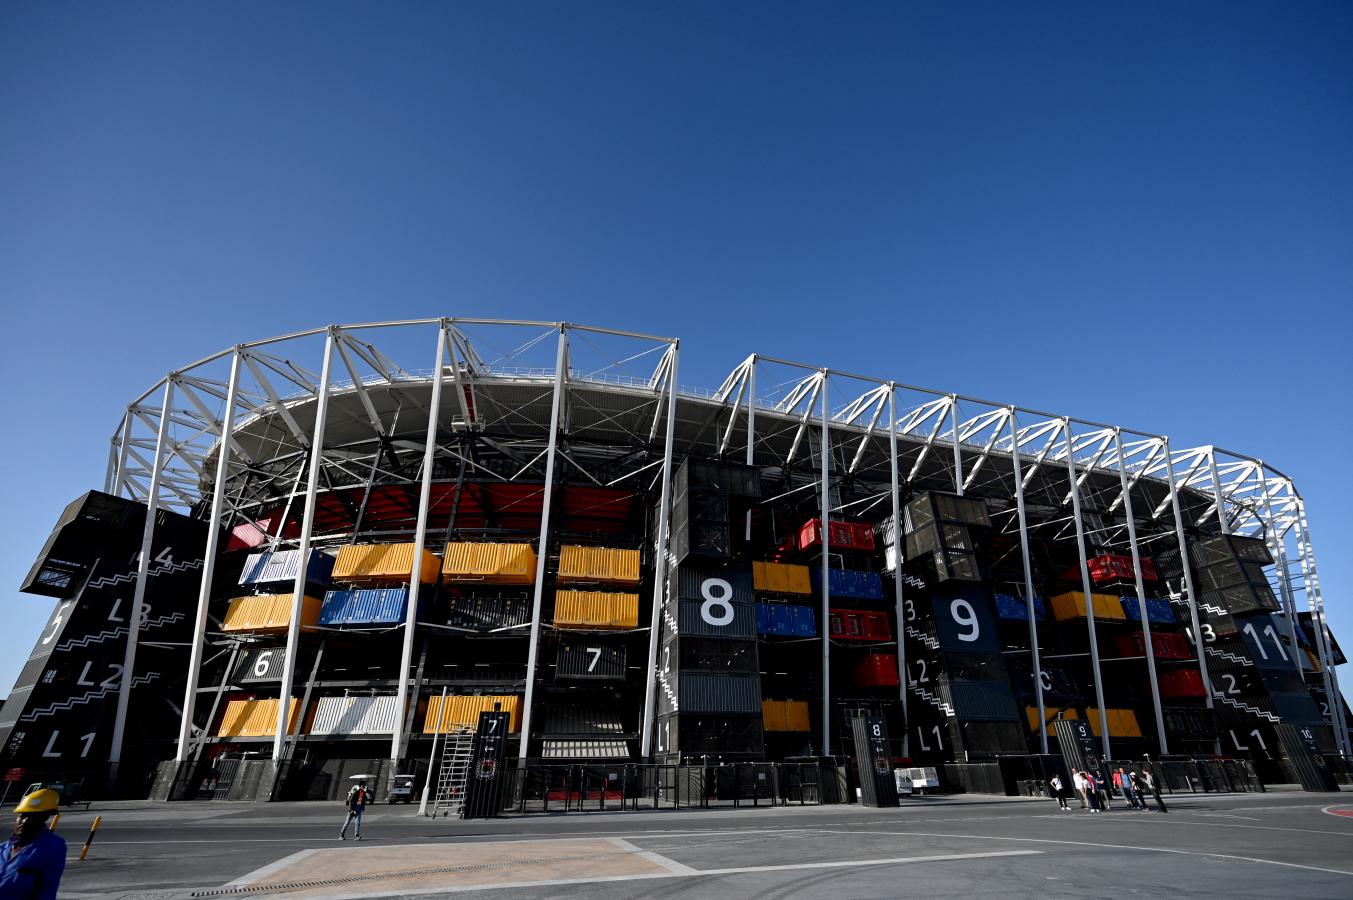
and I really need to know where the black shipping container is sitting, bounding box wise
[677,671,762,714]
[940,679,1021,722]
[555,639,627,681]
[669,597,757,640]
[232,646,288,683]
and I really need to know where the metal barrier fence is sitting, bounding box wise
[503,763,824,813]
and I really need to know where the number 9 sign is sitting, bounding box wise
[931,590,997,652]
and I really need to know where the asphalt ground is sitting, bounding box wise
[48,788,1353,899]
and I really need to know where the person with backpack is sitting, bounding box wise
[1114,767,1140,809]
[340,780,369,840]
[1048,774,1069,810]
[1141,766,1168,813]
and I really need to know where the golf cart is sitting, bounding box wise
[388,774,417,804]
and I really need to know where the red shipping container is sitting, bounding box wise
[852,654,901,688]
[796,519,875,553]
[1157,668,1206,699]
[829,608,893,642]
[1115,631,1192,660]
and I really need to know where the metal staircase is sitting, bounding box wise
[428,725,475,818]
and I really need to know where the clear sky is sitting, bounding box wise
[1,1,1349,694]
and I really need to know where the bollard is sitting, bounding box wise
[79,815,102,861]
[48,813,60,833]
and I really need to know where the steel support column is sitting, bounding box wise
[818,374,832,754]
[640,342,680,758]
[175,351,242,762]
[518,327,569,764]
[1296,502,1350,759]
[949,396,963,495]
[391,322,447,763]
[745,356,756,541]
[273,329,336,761]
[108,379,174,783]
[113,408,134,499]
[1259,475,1303,679]
[1064,419,1110,759]
[887,387,908,755]
[1115,430,1167,753]
[1009,409,1048,753]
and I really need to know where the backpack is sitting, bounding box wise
[346,785,364,809]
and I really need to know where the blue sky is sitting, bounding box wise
[1,1,1349,693]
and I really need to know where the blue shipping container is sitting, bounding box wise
[812,568,884,601]
[1120,596,1175,625]
[994,593,1046,621]
[239,549,335,588]
[756,602,818,637]
[319,587,409,626]
[790,605,818,637]
[756,603,774,636]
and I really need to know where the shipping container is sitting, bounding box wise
[1157,668,1207,699]
[942,679,1020,721]
[812,567,884,601]
[423,694,521,733]
[754,602,819,638]
[222,593,322,634]
[538,705,626,736]
[993,593,1047,621]
[447,596,531,632]
[795,518,875,553]
[1026,705,1082,737]
[332,543,440,584]
[1086,708,1143,738]
[308,695,400,735]
[1115,631,1193,660]
[672,597,757,640]
[556,545,641,585]
[238,548,335,588]
[555,639,627,680]
[217,698,299,737]
[441,542,537,585]
[751,561,812,595]
[1076,554,1161,585]
[1119,596,1176,625]
[553,590,639,629]
[762,699,811,732]
[679,458,762,498]
[851,653,900,688]
[1050,591,1127,622]
[318,587,409,626]
[671,564,755,605]
[231,646,287,682]
[828,608,892,642]
[540,740,630,760]
[677,671,761,714]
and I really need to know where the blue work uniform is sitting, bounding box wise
[0,829,67,900]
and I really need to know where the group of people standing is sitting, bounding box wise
[1047,766,1167,813]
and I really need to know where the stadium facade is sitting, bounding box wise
[1,318,1348,801]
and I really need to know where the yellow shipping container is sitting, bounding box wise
[752,561,812,595]
[1025,706,1079,737]
[218,698,300,737]
[763,699,811,732]
[1050,591,1127,622]
[222,594,321,633]
[423,694,521,733]
[1085,708,1143,738]
[553,590,639,629]
[441,542,537,584]
[556,545,641,585]
[333,543,440,584]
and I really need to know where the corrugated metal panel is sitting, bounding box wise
[540,740,630,759]
[677,671,761,714]
[318,588,409,626]
[218,698,299,737]
[555,639,627,680]
[308,695,400,735]
[1050,591,1126,622]
[447,596,531,631]
[553,590,639,629]
[762,699,811,732]
[827,609,892,642]
[673,597,756,639]
[441,542,537,584]
[994,593,1047,621]
[238,549,335,587]
[812,567,884,601]
[557,546,641,585]
[671,565,755,605]
[231,647,287,683]
[332,543,440,584]
[1026,705,1078,737]
[945,679,1019,721]
[538,705,626,735]
[752,561,812,595]
[757,602,815,637]
[222,594,322,633]
[1086,708,1143,738]
[423,694,521,733]
[1120,596,1176,625]
[851,654,900,688]
[1158,669,1207,699]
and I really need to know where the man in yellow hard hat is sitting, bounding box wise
[0,789,65,900]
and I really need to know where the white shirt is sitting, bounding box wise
[1073,772,1086,791]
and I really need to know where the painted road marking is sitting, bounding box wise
[1322,806,1353,818]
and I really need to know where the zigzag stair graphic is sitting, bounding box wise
[656,671,678,714]
[1214,693,1280,723]
[905,624,939,651]
[86,556,203,591]
[21,672,160,721]
[1205,646,1255,667]
[908,681,955,717]
[55,611,186,652]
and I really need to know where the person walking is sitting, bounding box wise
[1093,768,1111,810]
[1082,771,1102,812]
[340,780,369,840]
[1049,774,1069,810]
[1141,767,1168,813]
[0,789,66,900]
[1114,767,1140,809]
[1128,770,1147,811]
[1072,770,1088,809]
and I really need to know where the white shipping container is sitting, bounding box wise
[309,695,401,735]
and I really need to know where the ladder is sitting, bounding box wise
[429,726,475,818]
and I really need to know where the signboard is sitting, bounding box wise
[849,714,899,808]
[2,768,24,783]
[460,711,510,819]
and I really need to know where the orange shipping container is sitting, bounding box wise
[752,561,812,595]
[553,590,639,629]
[1025,705,1079,738]
[222,594,321,634]
[1085,708,1143,738]
[423,694,521,733]
[556,546,641,585]
[218,698,300,737]
[1050,591,1127,622]
[441,542,537,585]
[763,699,811,732]
[333,543,440,584]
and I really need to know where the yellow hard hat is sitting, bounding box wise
[15,789,59,814]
